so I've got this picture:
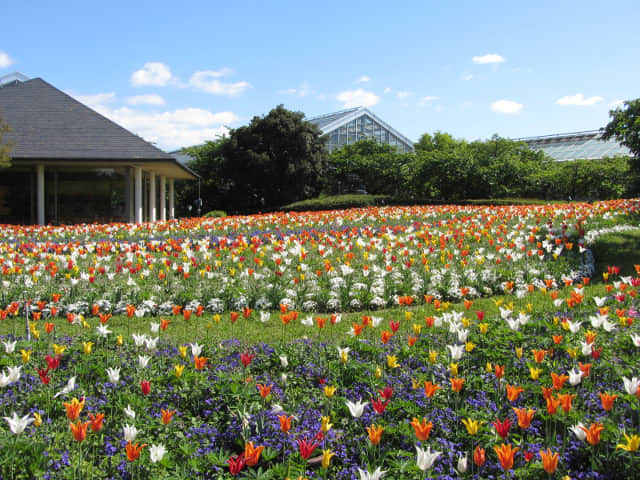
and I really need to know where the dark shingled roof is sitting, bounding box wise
[0,77,174,160]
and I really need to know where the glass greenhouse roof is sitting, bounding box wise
[517,131,630,162]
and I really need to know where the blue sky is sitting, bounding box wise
[1,0,638,150]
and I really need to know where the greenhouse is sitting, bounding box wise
[517,130,630,162]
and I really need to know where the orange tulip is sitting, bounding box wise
[494,443,519,471]
[69,420,90,442]
[541,386,554,401]
[580,422,605,445]
[88,413,105,432]
[126,441,147,461]
[546,395,561,415]
[551,372,569,390]
[473,446,486,466]
[494,364,505,379]
[410,417,433,441]
[63,397,85,421]
[257,384,273,399]
[381,331,394,344]
[366,424,384,445]
[161,408,175,425]
[424,381,441,398]
[450,377,465,392]
[278,414,292,433]
[532,349,547,363]
[557,393,575,413]
[193,356,209,370]
[244,441,264,467]
[506,385,524,402]
[599,392,618,411]
[513,408,535,429]
[540,449,559,474]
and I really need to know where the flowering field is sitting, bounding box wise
[1,200,640,479]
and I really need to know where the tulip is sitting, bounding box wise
[410,417,433,441]
[551,372,569,390]
[150,443,167,463]
[539,449,559,474]
[174,364,185,378]
[450,377,465,392]
[321,448,335,469]
[416,445,441,471]
[371,398,388,414]
[345,399,368,418]
[126,441,147,461]
[599,392,618,411]
[161,408,175,425]
[461,417,484,435]
[366,424,384,445]
[423,381,441,398]
[228,453,246,475]
[569,422,587,441]
[105,367,120,383]
[320,415,332,433]
[297,436,319,460]
[240,352,255,367]
[513,408,535,429]
[69,420,90,442]
[492,417,512,439]
[63,397,85,421]
[123,424,138,442]
[3,412,35,434]
[140,380,151,395]
[278,414,292,433]
[580,422,605,445]
[622,376,640,396]
[244,441,264,467]
[616,433,640,452]
[324,385,336,397]
[457,454,468,473]
[193,356,208,370]
[494,443,519,471]
[386,355,399,368]
[557,392,575,413]
[33,412,42,427]
[88,413,105,432]
[506,384,524,402]
[473,446,486,466]
[357,466,386,480]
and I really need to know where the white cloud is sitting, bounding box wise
[491,99,523,114]
[418,95,439,107]
[68,90,235,150]
[0,51,14,68]
[383,87,392,94]
[278,82,314,97]
[608,99,624,108]
[130,62,173,87]
[556,93,604,106]
[336,89,379,108]
[396,90,413,100]
[472,53,506,64]
[462,74,473,81]
[356,75,370,83]
[189,70,251,95]
[126,94,166,106]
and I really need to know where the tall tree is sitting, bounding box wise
[0,113,12,168]
[218,105,328,212]
[602,99,640,171]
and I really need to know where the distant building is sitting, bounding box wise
[516,130,630,162]
[0,73,196,225]
[306,107,414,153]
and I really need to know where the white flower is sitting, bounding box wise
[580,341,592,356]
[505,318,520,331]
[345,399,368,418]
[570,422,587,441]
[132,333,147,346]
[150,322,160,333]
[623,376,640,396]
[567,320,582,334]
[96,324,111,337]
[447,344,464,361]
[6,366,21,383]
[568,368,583,386]
[593,296,607,307]
[0,372,10,388]
[601,318,617,333]
[54,376,76,398]
[370,316,383,328]
[144,336,159,350]
[149,443,167,463]
[517,313,530,325]
[190,343,203,357]
[332,314,342,324]
[281,373,287,385]
[416,445,441,471]
[279,355,288,368]
[124,405,136,419]
[301,315,314,327]
[337,347,351,362]
[2,340,16,354]
[456,328,470,343]
[3,412,34,434]
[588,314,606,329]
[357,466,386,480]
[138,355,151,368]
[259,311,270,323]
[270,404,284,414]
[105,367,120,383]
[630,333,640,347]
[123,424,138,442]
[456,453,468,473]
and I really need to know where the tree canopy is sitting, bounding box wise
[602,99,640,170]
[0,113,12,168]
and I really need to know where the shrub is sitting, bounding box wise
[204,210,227,218]
[281,194,391,212]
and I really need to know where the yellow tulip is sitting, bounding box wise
[174,364,185,378]
[324,386,336,398]
[386,355,399,369]
[20,349,31,363]
[53,344,67,355]
[178,345,188,358]
[413,324,422,335]
[478,323,488,334]
[429,350,438,363]
[529,366,541,380]
[321,448,335,469]
[33,412,42,427]
[116,335,123,346]
[465,342,475,352]
[83,342,94,354]
[461,418,484,435]
[450,363,459,376]
[375,366,382,378]
[320,416,332,433]
[616,434,640,452]
[515,347,523,359]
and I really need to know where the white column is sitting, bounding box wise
[36,164,45,225]
[169,179,175,219]
[159,175,166,221]
[149,172,156,222]
[134,167,143,223]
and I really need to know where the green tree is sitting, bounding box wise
[602,99,640,171]
[218,105,328,212]
[0,113,12,168]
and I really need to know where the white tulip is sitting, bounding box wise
[123,424,138,442]
[416,445,441,471]
[345,399,368,418]
[149,443,167,463]
[105,367,120,383]
[3,412,34,434]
